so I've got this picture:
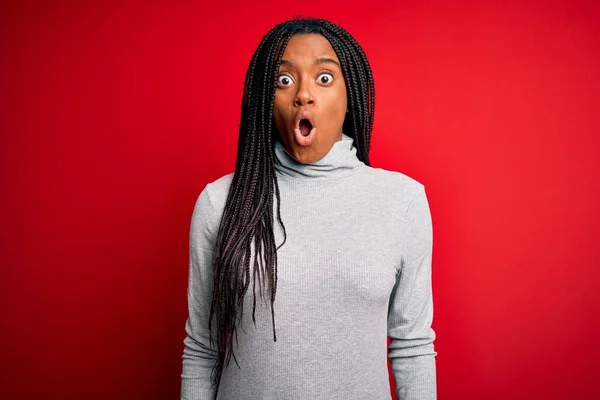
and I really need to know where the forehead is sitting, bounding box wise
[281,33,339,63]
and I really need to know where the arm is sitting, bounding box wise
[181,186,220,399]
[388,184,438,400]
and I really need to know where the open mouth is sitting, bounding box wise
[299,119,313,137]
[293,112,317,146]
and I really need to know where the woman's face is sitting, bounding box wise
[273,33,348,164]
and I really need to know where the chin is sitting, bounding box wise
[291,147,324,164]
[295,154,317,164]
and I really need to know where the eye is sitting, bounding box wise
[317,72,333,85]
[277,74,294,87]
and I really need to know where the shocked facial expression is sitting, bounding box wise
[272,34,348,164]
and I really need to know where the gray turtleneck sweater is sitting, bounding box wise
[181,133,437,399]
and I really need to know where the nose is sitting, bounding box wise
[294,79,314,107]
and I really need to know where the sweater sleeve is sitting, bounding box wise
[181,185,220,400]
[388,184,438,400]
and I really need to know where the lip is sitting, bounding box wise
[293,110,318,147]
[294,110,317,132]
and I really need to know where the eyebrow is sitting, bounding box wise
[280,57,341,69]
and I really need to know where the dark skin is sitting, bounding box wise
[273,34,348,164]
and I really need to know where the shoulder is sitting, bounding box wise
[195,172,234,213]
[190,172,234,245]
[363,165,424,190]
[202,172,234,205]
[360,165,427,214]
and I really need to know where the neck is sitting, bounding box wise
[273,133,365,181]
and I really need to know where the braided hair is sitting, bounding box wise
[208,17,375,386]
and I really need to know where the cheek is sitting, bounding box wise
[273,96,286,124]
[327,86,348,120]
[339,82,348,111]
[340,94,348,114]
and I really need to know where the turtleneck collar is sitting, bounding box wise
[273,133,365,181]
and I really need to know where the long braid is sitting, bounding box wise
[323,21,375,164]
[208,18,375,387]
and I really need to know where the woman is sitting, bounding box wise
[181,17,437,400]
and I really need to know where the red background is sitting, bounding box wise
[1,1,599,399]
